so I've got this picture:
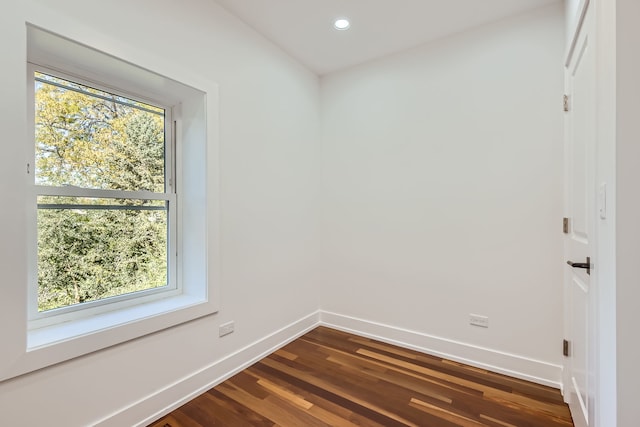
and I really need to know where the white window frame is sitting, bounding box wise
[0,21,220,382]
[27,64,180,328]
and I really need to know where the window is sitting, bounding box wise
[0,23,220,381]
[29,67,177,324]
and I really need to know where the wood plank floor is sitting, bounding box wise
[149,327,573,427]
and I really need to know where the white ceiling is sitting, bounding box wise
[214,0,561,75]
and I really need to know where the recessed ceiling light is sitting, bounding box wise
[334,18,350,30]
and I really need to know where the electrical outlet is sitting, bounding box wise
[469,314,489,328]
[219,321,235,337]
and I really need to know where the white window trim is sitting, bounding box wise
[0,21,220,382]
[27,63,179,328]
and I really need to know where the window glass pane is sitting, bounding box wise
[34,72,166,192]
[37,196,168,312]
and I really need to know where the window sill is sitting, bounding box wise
[27,294,210,351]
[1,293,218,380]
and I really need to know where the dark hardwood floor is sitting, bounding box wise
[150,326,573,426]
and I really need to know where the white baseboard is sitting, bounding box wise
[319,311,563,389]
[95,309,562,426]
[94,311,321,427]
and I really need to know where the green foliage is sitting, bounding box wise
[35,73,168,312]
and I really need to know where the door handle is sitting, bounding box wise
[567,257,590,275]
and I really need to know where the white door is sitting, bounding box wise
[563,3,596,427]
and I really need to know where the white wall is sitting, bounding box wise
[0,0,320,425]
[594,0,617,425]
[319,4,565,382]
[616,1,640,425]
